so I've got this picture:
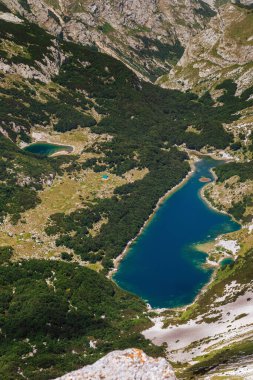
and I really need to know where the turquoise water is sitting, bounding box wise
[114,158,240,309]
[24,142,72,156]
[220,257,234,267]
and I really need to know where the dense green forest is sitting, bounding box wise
[0,135,72,223]
[216,161,253,183]
[214,160,253,221]
[0,253,163,379]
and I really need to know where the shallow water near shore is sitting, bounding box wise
[114,158,240,308]
[24,142,72,156]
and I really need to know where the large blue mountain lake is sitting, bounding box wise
[114,158,240,309]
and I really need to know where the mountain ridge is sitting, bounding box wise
[1,0,218,80]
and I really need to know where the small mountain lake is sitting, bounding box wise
[220,257,234,267]
[24,142,73,156]
[114,158,240,309]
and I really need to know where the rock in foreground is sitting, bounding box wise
[54,349,177,380]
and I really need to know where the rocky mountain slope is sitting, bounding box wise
[3,0,252,97]
[2,0,217,80]
[55,349,177,380]
[159,1,253,94]
[144,247,253,378]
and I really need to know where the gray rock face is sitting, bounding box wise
[2,0,216,80]
[54,349,177,380]
[0,43,64,83]
[232,0,253,6]
[159,2,253,94]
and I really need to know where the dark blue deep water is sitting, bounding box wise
[114,158,240,308]
[24,142,72,156]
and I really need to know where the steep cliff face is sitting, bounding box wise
[54,349,177,380]
[2,0,216,80]
[159,2,253,94]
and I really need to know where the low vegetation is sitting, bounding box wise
[208,160,253,222]
[173,247,253,324]
[182,339,253,379]
[0,258,163,379]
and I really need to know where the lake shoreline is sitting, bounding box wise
[111,153,241,314]
[199,179,238,225]
[108,157,196,279]
[148,166,242,314]
[23,141,74,156]
[50,146,74,157]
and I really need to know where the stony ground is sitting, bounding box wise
[54,349,177,380]
[143,283,253,364]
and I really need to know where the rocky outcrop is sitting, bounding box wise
[0,10,65,83]
[0,43,64,82]
[159,2,253,94]
[2,0,216,80]
[54,349,177,380]
[232,0,253,6]
[3,0,62,34]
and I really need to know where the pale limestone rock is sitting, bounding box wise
[0,12,23,23]
[54,349,177,380]
[160,3,253,94]
[0,43,65,83]
[232,0,253,5]
[2,0,216,80]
